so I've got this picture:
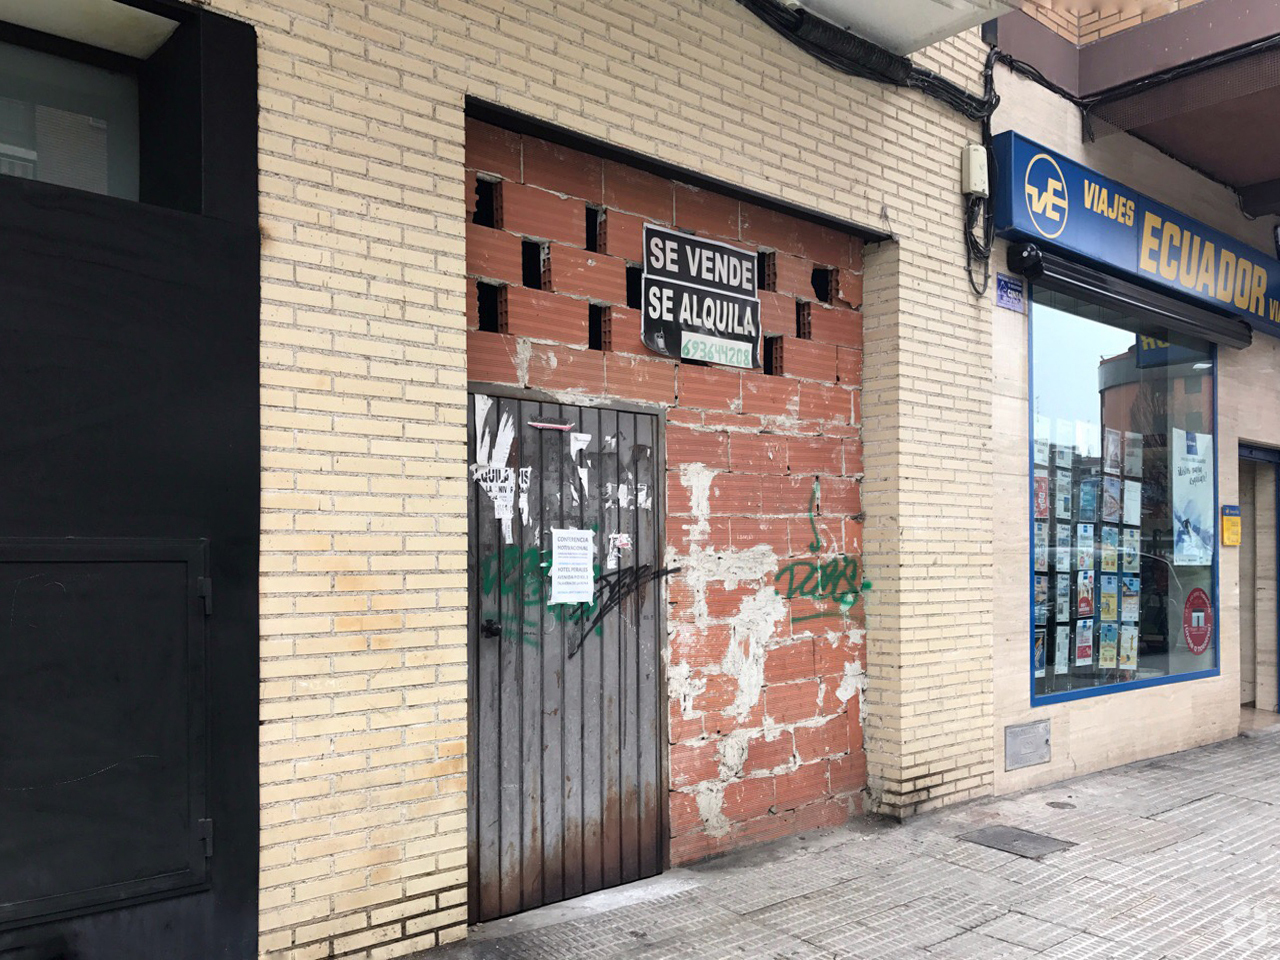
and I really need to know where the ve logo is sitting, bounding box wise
[1024,152,1069,239]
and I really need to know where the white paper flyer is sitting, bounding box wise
[549,528,596,604]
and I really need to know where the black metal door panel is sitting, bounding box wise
[468,394,666,922]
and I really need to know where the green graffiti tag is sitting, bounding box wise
[478,544,604,647]
[774,479,871,622]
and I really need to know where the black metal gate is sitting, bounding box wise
[468,393,667,922]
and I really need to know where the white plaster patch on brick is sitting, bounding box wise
[724,586,786,722]
[668,655,707,720]
[514,338,533,386]
[681,543,777,627]
[695,781,729,837]
[677,461,715,544]
[717,729,750,780]
[836,658,868,727]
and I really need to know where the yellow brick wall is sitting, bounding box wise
[196,0,996,955]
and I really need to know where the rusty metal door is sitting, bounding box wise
[467,393,667,923]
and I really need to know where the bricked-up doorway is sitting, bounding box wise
[467,393,667,922]
[465,108,872,877]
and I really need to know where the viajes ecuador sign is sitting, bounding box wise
[993,131,1280,338]
[641,224,762,369]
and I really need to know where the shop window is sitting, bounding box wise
[1030,288,1217,702]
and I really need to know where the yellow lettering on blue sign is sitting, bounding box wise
[1083,179,1134,226]
[1135,215,1270,319]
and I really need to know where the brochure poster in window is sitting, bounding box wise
[1124,431,1143,478]
[1055,573,1070,620]
[1055,625,1070,674]
[1034,629,1047,679]
[1101,478,1122,524]
[1123,480,1142,527]
[1034,415,1050,466]
[1055,470,1073,520]
[1076,569,1095,617]
[1076,523,1094,569]
[1034,521,1049,571]
[1055,524,1072,567]
[1099,574,1118,621]
[1078,478,1098,523]
[1121,576,1140,622]
[1104,428,1123,476]
[1100,526,1118,572]
[1099,623,1119,668]
[1119,625,1138,670]
[1034,471,1050,519]
[1172,428,1214,566]
[1122,529,1140,573]
[1075,618,1095,665]
[1034,575,1049,625]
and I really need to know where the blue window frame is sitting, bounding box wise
[1029,285,1220,705]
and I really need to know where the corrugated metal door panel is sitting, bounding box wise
[468,394,666,923]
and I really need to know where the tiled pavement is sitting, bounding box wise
[432,725,1280,959]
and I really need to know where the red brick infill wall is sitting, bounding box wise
[465,118,868,864]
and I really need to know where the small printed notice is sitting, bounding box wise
[996,273,1025,311]
[549,528,596,604]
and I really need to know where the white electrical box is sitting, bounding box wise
[962,143,989,198]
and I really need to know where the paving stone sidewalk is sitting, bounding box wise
[433,726,1280,959]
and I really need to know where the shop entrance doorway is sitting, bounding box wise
[1239,448,1279,718]
[467,392,668,923]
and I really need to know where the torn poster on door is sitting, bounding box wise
[517,467,532,526]
[472,465,515,520]
[570,432,591,504]
[550,528,596,604]
[606,532,632,570]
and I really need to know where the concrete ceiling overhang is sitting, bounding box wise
[794,0,1018,55]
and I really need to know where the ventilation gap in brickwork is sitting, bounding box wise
[626,265,642,309]
[764,336,782,375]
[473,177,498,228]
[589,304,604,351]
[585,206,602,252]
[812,266,834,303]
[477,282,504,333]
[797,301,812,339]
[759,250,777,292]
[522,240,546,289]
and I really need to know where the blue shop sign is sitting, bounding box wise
[993,131,1280,338]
